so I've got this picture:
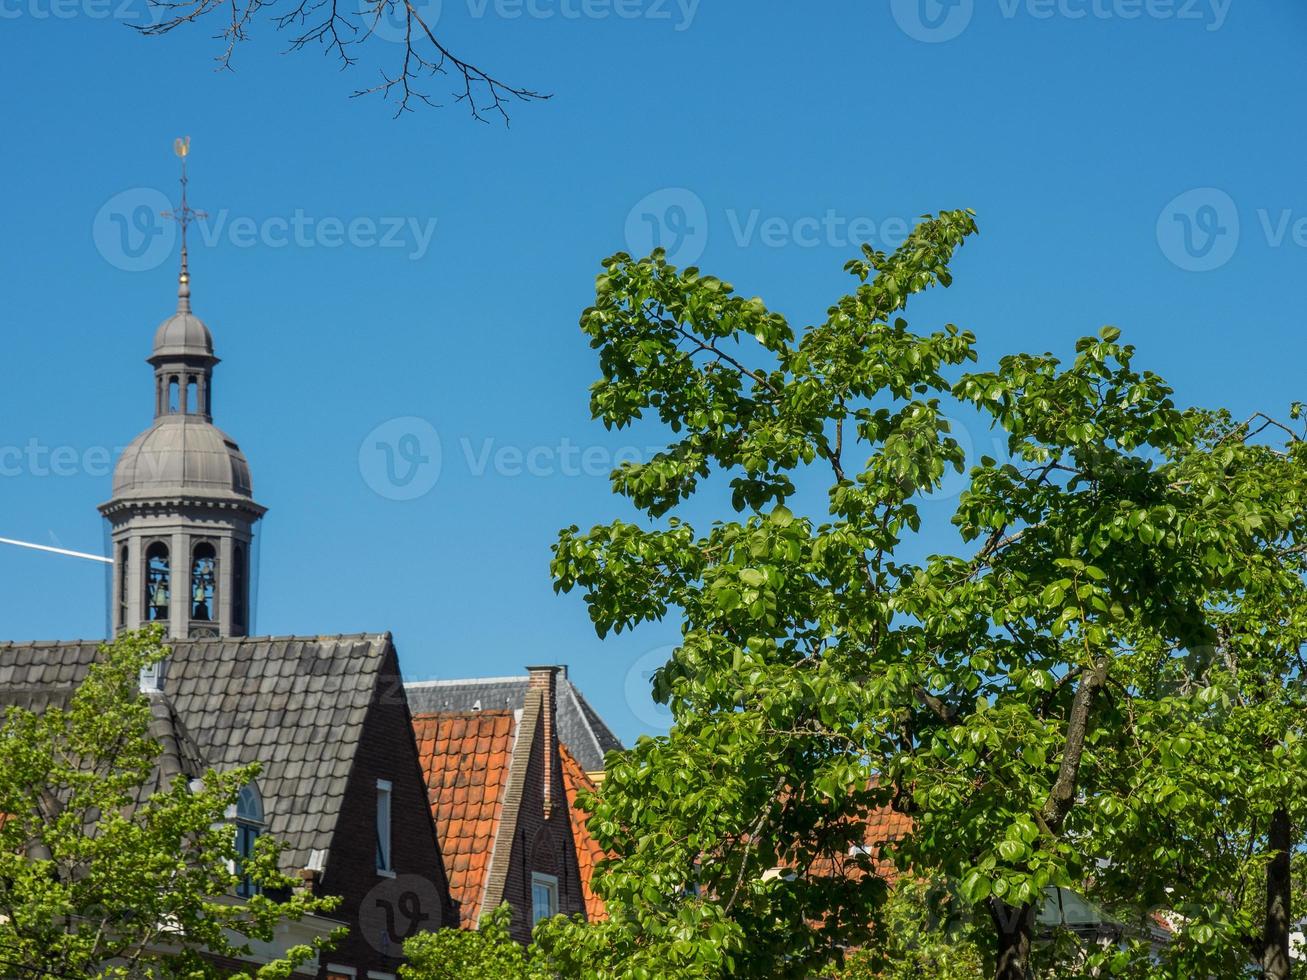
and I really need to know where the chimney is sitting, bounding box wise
[527,665,561,817]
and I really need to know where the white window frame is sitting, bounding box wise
[376,779,394,876]
[531,872,560,926]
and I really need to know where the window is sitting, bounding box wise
[325,968,357,980]
[117,546,129,630]
[168,376,180,413]
[531,873,559,926]
[190,542,217,622]
[376,780,393,875]
[235,782,264,898]
[232,544,247,631]
[145,542,170,623]
[186,376,198,415]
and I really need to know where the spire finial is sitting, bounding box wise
[161,137,206,315]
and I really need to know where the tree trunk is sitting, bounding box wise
[991,899,1033,980]
[1262,806,1292,980]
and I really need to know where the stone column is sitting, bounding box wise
[170,529,187,639]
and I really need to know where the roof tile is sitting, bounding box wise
[412,710,516,928]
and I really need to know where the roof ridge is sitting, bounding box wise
[411,709,516,720]
[405,676,527,688]
[0,639,106,649]
[0,633,391,648]
[211,632,391,642]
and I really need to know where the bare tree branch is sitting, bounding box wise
[135,0,550,121]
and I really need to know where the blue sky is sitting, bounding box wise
[0,0,1303,745]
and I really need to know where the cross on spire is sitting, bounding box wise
[161,137,207,314]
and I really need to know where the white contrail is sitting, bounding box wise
[0,537,112,564]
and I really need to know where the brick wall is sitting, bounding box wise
[315,647,457,977]
[499,689,587,944]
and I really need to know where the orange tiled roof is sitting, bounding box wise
[413,710,516,928]
[805,804,913,885]
[559,742,611,921]
[862,806,913,880]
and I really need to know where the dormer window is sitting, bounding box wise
[234,782,265,898]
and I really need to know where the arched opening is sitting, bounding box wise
[168,377,180,414]
[118,546,129,630]
[232,544,247,632]
[186,375,198,415]
[145,542,170,622]
[234,782,264,898]
[190,542,217,623]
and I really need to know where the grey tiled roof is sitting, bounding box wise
[0,634,393,873]
[405,672,624,773]
[146,691,209,788]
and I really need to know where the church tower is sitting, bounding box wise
[99,141,265,640]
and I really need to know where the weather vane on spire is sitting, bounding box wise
[161,137,206,314]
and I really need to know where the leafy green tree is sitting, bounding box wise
[551,212,1295,979]
[555,211,982,978]
[833,878,987,980]
[1085,409,1307,979]
[0,626,340,979]
[401,905,540,980]
[402,903,731,980]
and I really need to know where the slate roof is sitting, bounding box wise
[412,710,516,928]
[0,634,394,874]
[559,743,610,922]
[405,673,623,774]
[145,691,209,790]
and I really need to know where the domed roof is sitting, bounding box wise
[152,312,214,360]
[111,415,253,501]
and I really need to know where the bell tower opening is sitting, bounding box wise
[117,545,129,632]
[190,542,216,622]
[233,544,247,633]
[145,542,171,624]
